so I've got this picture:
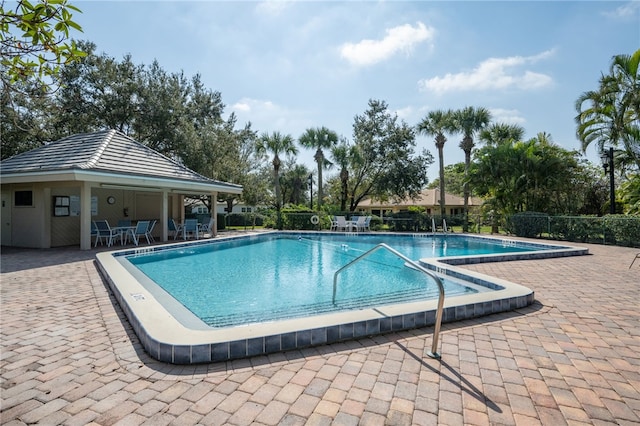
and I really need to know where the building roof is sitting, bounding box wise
[359,188,483,208]
[0,129,242,194]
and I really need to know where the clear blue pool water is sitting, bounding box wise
[125,234,541,328]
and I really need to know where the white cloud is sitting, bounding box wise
[229,98,312,137]
[340,22,435,67]
[489,108,526,125]
[395,104,431,124]
[418,49,556,94]
[255,0,292,17]
[603,1,640,19]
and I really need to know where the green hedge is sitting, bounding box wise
[225,213,264,227]
[505,212,549,238]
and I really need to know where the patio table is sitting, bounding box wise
[112,226,136,245]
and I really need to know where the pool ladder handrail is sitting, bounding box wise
[332,243,445,359]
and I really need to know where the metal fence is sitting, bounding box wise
[506,214,640,248]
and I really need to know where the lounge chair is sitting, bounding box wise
[132,220,151,245]
[93,220,121,247]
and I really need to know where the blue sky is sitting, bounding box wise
[75,0,639,181]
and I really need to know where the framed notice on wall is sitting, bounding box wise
[53,196,70,217]
[69,195,80,216]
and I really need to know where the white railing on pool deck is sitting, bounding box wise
[332,243,445,359]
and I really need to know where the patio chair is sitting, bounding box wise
[354,216,367,232]
[200,217,215,237]
[93,220,121,247]
[183,218,200,239]
[132,220,151,245]
[334,216,354,232]
[91,221,99,246]
[146,220,157,243]
[330,216,338,231]
[168,219,181,240]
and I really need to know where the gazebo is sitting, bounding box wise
[0,129,242,249]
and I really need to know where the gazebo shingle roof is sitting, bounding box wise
[0,129,241,191]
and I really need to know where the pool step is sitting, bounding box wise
[201,285,469,328]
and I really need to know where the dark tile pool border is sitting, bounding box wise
[95,232,586,364]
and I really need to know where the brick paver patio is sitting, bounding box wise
[1,234,639,425]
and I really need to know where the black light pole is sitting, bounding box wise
[308,174,313,210]
[601,147,615,214]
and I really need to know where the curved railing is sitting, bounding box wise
[332,243,445,359]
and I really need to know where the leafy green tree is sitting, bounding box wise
[280,160,312,206]
[451,106,492,231]
[471,135,582,217]
[348,99,433,211]
[1,0,86,93]
[2,41,258,216]
[576,49,640,173]
[427,163,466,196]
[1,79,54,159]
[416,109,455,217]
[52,48,225,161]
[255,131,298,227]
[298,126,338,209]
[183,113,259,214]
[620,173,640,214]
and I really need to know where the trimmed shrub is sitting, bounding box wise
[506,212,549,238]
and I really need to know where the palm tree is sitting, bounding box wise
[330,138,352,212]
[576,49,640,172]
[416,109,455,218]
[255,131,298,227]
[479,123,525,146]
[452,106,492,232]
[298,126,338,209]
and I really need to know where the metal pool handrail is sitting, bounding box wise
[332,243,445,359]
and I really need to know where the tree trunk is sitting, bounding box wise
[340,167,349,212]
[461,136,474,233]
[315,148,324,209]
[436,135,446,218]
[273,155,282,229]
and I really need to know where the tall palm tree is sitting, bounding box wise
[330,139,352,212]
[576,49,640,172]
[452,106,492,232]
[416,109,455,218]
[255,131,298,227]
[479,123,525,146]
[298,126,338,209]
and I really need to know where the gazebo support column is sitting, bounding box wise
[80,182,92,250]
[161,190,169,242]
[211,192,218,237]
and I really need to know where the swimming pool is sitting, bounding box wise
[96,232,588,364]
[125,235,491,328]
